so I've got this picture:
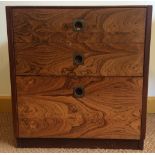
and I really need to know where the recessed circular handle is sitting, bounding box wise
[73,86,84,98]
[73,19,85,31]
[73,53,84,65]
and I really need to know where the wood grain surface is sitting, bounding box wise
[16,76,142,139]
[15,42,144,76]
[12,8,146,43]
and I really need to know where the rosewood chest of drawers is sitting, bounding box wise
[6,6,152,149]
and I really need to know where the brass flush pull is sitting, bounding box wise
[73,53,84,65]
[73,19,85,31]
[73,86,84,98]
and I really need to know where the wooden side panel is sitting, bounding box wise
[140,5,152,145]
[12,8,146,43]
[16,76,143,139]
[15,42,144,76]
[6,7,19,138]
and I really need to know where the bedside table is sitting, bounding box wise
[6,6,152,149]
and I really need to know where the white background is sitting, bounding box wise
[0,0,155,96]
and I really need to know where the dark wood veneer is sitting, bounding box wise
[6,5,152,149]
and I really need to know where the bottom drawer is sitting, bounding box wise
[16,76,143,139]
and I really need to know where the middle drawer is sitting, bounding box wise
[15,42,144,76]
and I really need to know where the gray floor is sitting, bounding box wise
[0,113,155,153]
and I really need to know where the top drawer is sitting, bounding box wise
[12,7,146,76]
[13,8,146,43]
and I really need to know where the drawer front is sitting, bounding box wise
[15,42,144,76]
[16,76,142,139]
[13,7,146,76]
[13,8,146,43]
